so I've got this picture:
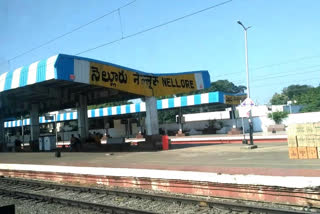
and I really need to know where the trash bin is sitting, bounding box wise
[55,150,61,158]
[162,135,169,150]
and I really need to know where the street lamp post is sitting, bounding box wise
[237,20,251,99]
[237,20,254,146]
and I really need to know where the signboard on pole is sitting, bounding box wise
[224,95,247,105]
[240,98,255,107]
[238,98,255,118]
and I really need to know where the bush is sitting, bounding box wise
[268,111,288,124]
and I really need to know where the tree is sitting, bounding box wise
[158,80,247,99]
[196,80,246,95]
[270,84,320,112]
[270,93,289,105]
[297,87,320,112]
[158,109,179,124]
[283,85,312,100]
[268,111,288,124]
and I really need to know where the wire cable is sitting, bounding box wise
[253,69,320,82]
[118,9,124,39]
[75,0,233,55]
[215,64,320,85]
[253,55,320,71]
[213,55,320,79]
[252,77,319,89]
[4,0,136,63]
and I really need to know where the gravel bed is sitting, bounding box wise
[1,177,317,213]
[0,195,103,214]
[93,182,317,213]
[0,181,239,213]
[1,187,225,213]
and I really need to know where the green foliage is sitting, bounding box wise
[157,80,246,99]
[297,87,320,112]
[268,111,288,124]
[182,80,246,95]
[158,109,179,124]
[282,85,312,100]
[270,84,320,112]
[270,93,289,105]
[204,80,246,94]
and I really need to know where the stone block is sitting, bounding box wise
[307,147,318,159]
[288,147,298,159]
[298,147,308,159]
[287,136,297,147]
[297,135,306,147]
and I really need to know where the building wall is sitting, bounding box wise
[6,105,320,144]
[284,112,320,125]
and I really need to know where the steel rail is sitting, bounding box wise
[0,177,313,214]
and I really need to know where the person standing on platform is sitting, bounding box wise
[70,134,79,152]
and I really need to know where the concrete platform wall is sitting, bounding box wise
[1,164,320,207]
[284,112,320,125]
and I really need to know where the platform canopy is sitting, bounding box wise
[0,54,210,118]
[4,91,248,128]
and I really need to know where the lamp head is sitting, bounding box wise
[237,20,246,29]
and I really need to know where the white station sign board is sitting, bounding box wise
[240,98,255,107]
[238,98,255,118]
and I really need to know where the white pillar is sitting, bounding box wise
[0,118,4,150]
[178,107,183,131]
[145,96,159,136]
[77,94,88,138]
[30,103,40,142]
[231,106,237,128]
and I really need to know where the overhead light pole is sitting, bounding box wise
[237,20,251,99]
[237,20,255,146]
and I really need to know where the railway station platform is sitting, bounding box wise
[0,142,319,208]
[53,132,288,147]
[127,132,288,145]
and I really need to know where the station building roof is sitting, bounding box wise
[0,54,210,95]
[0,54,210,118]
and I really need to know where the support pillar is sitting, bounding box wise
[178,107,183,131]
[145,96,159,135]
[143,96,162,150]
[77,95,88,139]
[30,104,40,151]
[136,113,144,138]
[176,107,185,137]
[228,106,241,135]
[231,105,237,128]
[0,118,4,151]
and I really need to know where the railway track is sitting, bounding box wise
[0,176,314,214]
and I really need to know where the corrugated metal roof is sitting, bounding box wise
[0,55,58,93]
[4,91,227,128]
[0,54,211,94]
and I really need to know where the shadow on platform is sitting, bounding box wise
[170,143,223,150]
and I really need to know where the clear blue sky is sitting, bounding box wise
[1,0,319,104]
